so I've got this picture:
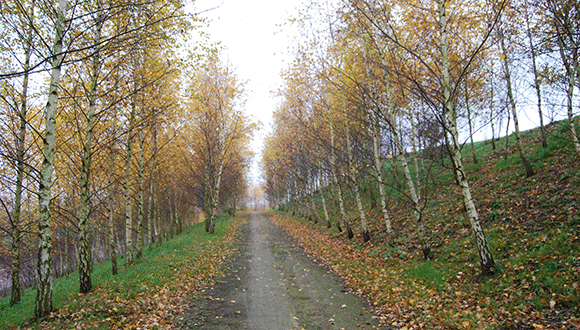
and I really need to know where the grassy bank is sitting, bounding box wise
[275,121,580,329]
[0,213,244,329]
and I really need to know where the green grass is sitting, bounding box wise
[0,213,238,329]
[280,120,580,327]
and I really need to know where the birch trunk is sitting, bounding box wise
[319,175,331,228]
[489,69,497,151]
[310,184,318,224]
[439,0,494,274]
[381,55,427,255]
[408,110,424,185]
[204,159,212,232]
[107,107,118,275]
[499,25,534,177]
[342,99,369,242]
[208,141,226,234]
[392,117,429,258]
[150,124,159,247]
[364,48,393,242]
[10,0,35,306]
[555,26,580,156]
[78,0,104,293]
[136,124,145,259]
[524,5,547,148]
[35,0,67,318]
[465,84,478,164]
[123,87,137,265]
[328,109,352,237]
[371,110,393,242]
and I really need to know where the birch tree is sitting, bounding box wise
[35,0,67,318]
[77,0,105,294]
[0,0,37,306]
[187,56,254,234]
[438,0,495,273]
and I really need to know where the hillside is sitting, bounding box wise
[275,121,580,329]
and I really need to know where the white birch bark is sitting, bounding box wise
[524,4,547,148]
[10,0,35,306]
[555,26,580,156]
[150,124,160,246]
[328,107,352,238]
[371,109,393,241]
[498,25,534,177]
[363,45,394,241]
[439,0,494,274]
[319,172,331,228]
[35,0,67,318]
[136,121,145,258]
[342,97,370,242]
[78,0,104,293]
[107,128,118,275]
[123,87,137,265]
[208,138,227,234]
[465,83,478,164]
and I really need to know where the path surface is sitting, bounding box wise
[179,212,382,329]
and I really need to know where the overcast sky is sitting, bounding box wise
[192,0,305,183]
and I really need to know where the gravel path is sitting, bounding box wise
[179,212,382,329]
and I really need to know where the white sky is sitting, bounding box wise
[193,0,305,184]
[191,1,565,187]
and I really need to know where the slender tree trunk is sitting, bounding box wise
[465,83,478,164]
[123,84,138,265]
[554,26,580,156]
[307,169,318,223]
[107,107,118,275]
[204,161,213,232]
[393,118,429,258]
[524,5,547,148]
[499,25,534,177]
[64,229,70,274]
[10,0,36,306]
[328,108,352,237]
[408,110,424,185]
[382,56,426,255]
[150,124,159,247]
[136,123,146,259]
[344,116,369,241]
[208,141,226,234]
[504,111,510,159]
[319,175,331,228]
[78,0,104,293]
[35,0,67,318]
[364,48,394,243]
[440,0,494,274]
[489,69,497,151]
[370,107,394,242]
[313,126,331,227]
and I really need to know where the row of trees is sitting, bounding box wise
[0,0,255,319]
[262,0,579,275]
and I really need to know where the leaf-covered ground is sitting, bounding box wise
[1,213,244,330]
[274,123,580,329]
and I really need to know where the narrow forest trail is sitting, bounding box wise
[180,211,381,329]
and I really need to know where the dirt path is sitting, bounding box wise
[179,212,382,329]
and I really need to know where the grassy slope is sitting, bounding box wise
[0,213,243,329]
[276,121,580,329]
